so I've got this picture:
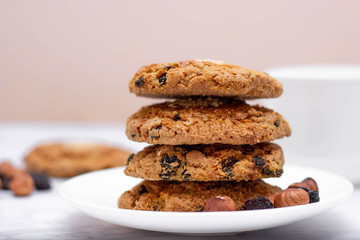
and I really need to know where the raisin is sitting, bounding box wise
[222,157,239,179]
[29,173,50,190]
[275,169,283,175]
[126,154,135,165]
[159,170,176,180]
[131,134,136,138]
[241,195,274,210]
[150,134,160,140]
[158,74,167,86]
[253,155,266,167]
[183,174,191,180]
[195,206,204,212]
[307,190,320,203]
[274,119,280,128]
[1,177,11,190]
[181,169,191,180]
[173,114,181,121]
[163,65,175,70]
[291,187,320,203]
[135,76,145,87]
[150,126,162,140]
[138,185,148,194]
[160,155,181,169]
[262,167,276,176]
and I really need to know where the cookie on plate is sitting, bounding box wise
[125,143,284,181]
[25,142,130,178]
[118,179,281,211]
[126,97,291,145]
[129,59,283,99]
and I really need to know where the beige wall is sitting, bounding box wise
[1,0,359,122]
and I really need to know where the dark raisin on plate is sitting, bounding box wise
[241,195,274,210]
[292,186,320,203]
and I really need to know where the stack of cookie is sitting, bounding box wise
[118,60,291,212]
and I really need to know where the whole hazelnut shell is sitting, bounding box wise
[274,188,309,208]
[204,196,237,212]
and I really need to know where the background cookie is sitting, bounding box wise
[25,141,130,178]
[118,179,281,212]
[126,97,291,145]
[129,60,283,99]
[125,143,284,181]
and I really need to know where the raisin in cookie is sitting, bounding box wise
[125,143,284,181]
[25,142,130,178]
[126,97,291,145]
[129,59,283,99]
[118,179,281,212]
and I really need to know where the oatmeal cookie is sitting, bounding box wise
[125,143,284,181]
[129,60,282,99]
[25,142,130,178]
[126,97,291,145]
[118,179,281,211]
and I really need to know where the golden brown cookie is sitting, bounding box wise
[25,142,130,178]
[125,143,284,181]
[129,60,283,99]
[126,97,291,145]
[118,179,281,211]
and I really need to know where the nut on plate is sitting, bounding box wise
[267,193,280,206]
[204,196,237,212]
[289,177,318,192]
[274,188,309,208]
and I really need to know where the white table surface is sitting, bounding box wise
[1,123,359,240]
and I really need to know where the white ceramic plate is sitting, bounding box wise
[59,164,353,235]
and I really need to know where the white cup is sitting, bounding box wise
[263,65,360,183]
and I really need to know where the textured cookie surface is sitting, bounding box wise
[118,180,281,211]
[125,143,284,181]
[25,142,130,178]
[129,60,283,99]
[126,97,291,145]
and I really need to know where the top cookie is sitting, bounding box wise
[129,60,283,99]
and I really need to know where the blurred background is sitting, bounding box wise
[1,0,360,122]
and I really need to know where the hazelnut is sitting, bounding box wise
[301,178,319,192]
[267,192,281,205]
[9,172,34,196]
[204,196,237,212]
[289,182,309,189]
[0,162,16,178]
[274,188,309,208]
[289,177,318,192]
